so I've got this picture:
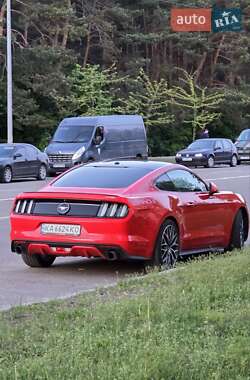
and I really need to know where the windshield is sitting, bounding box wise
[0,146,14,158]
[188,140,214,150]
[238,130,250,141]
[52,125,94,143]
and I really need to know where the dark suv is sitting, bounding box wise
[235,129,250,163]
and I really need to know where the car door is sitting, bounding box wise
[166,169,229,251]
[222,140,233,163]
[12,147,29,177]
[25,145,40,176]
[214,140,225,163]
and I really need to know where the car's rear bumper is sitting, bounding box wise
[11,241,148,261]
[10,215,154,260]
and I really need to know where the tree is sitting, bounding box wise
[55,63,124,117]
[124,69,173,130]
[169,70,225,141]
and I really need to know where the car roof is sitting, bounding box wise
[0,143,37,148]
[195,138,231,142]
[60,115,143,126]
[85,160,171,170]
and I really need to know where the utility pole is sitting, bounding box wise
[7,0,13,143]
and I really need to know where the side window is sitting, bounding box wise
[93,127,104,145]
[215,141,223,151]
[15,147,26,159]
[167,170,207,192]
[155,173,175,191]
[25,146,38,160]
[223,140,232,151]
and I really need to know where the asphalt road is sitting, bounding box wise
[0,164,250,310]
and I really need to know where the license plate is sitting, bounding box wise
[53,163,66,168]
[41,224,81,236]
[182,157,192,161]
[240,156,250,160]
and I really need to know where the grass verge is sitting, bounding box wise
[0,250,250,379]
[150,156,176,163]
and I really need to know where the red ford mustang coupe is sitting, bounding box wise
[10,161,249,269]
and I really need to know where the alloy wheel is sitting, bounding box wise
[239,218,245,248]
[207,156,214,168]
[231,155,237,167]
[3,167,12,183]
[39,165,47,180]
[160,223,179,268]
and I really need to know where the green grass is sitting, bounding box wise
[150,156,176,163]
[1,251,250,380]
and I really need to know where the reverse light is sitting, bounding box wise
[72,147,86,161]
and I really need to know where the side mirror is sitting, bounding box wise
[14,153,22,159]
[209,182,218,195]
[214,146,221,151]
[94,137,105,147]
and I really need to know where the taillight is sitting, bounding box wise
[14,199,34,214]
[97,203,128,218]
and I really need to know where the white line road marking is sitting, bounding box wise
[0,216,9,220]
[205,175,250,181]
[0,198,14,202]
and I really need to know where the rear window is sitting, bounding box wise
[53,166,153,188]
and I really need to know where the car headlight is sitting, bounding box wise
[176,153,182,158]
[195,153,203,157]
[72,147,86,161]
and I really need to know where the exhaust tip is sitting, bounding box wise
[106,250,118,261]
[15,245,24,254]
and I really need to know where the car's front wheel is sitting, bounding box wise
[37,164,47,180]
[152,219,180,269]
[21,253,56,268]
[229,210,245,250]
[206,156,215,168]
[230,154,238,167]
[1,166,13,183]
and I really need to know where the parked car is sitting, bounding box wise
[175,138,238,168]
[11,161,248,269]
[0,144,48,183]
[45,115,148,175]
[235,129,250,163]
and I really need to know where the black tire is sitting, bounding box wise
[230,154,238,167]
[229,210,245,250]
[37,164,47,180]
[152,219,180,269]
[48,170,57,177]
[21,253,56,268]
[206,156,215,168]
[1,166,12,183]
[237,159,241,165]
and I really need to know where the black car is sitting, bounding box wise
[235,129,250,163]
[0,144,49,183]
[175,138,238,168]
